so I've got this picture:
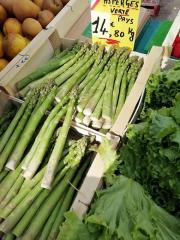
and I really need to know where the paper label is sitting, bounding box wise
[91,0,142,49]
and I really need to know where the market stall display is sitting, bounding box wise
[0,1,179,239]
[58,60,180,240]
[14,43,143,131]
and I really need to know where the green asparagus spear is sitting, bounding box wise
[2,233,15,240]
[6,86,58,170]
[83,65,109,116]
[0,170,8,183]
[114,56,139,121]
[23,106,67,179]
[0,161,66,232]
[55,46,91,86]
[41,89,77,189]
[0,174,24,208]
[75,112,84,123]
[48,159,90,240]
[0,162,23,203]
[114,70,128,121]
[112,49,130,116]
[21,168,77,240]
[1,100,36,171]
[126,58,144,96]
[77,69,107,112]
[55,52,98,101]
[102,52,120,127]
[38,198,64,240]
[21,95,69,171]
[0,98,30,154]
[16,46,78,90]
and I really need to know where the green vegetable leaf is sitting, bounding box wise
[149,113,177,141]
[87,175,180,240]
[59,212,93,240]
[97,138,118,184]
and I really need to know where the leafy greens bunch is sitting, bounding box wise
[59,175,180,240]
[120,96,180,216]
[141,61,180,118]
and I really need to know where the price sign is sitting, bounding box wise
[91,0,142,49]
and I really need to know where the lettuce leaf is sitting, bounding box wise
[120,99,180,216]
[60,176,180,240]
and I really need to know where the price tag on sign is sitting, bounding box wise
[91,0,142,49]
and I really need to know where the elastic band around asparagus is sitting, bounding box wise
[41,89,77,189]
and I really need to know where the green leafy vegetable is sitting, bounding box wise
[60,175,180,240]
[120,98,180,216]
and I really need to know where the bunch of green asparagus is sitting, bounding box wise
[0,108,17,137]
[16,43,143,131]
[0,136,92,240]
[0,84,83,189]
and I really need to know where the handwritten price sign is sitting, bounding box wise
[91,0,142,49]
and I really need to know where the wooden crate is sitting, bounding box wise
[71,46,163,218]
[0,23,163,216]
[0,0,88,84]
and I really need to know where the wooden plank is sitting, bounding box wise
[71,46,163,218]
[162,10,180,57]
[66,7,91,41]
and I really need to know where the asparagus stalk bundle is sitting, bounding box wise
[41,89,78,189]
[14,43,143,135]
[0,136,92,239]
[16,43,81,91]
